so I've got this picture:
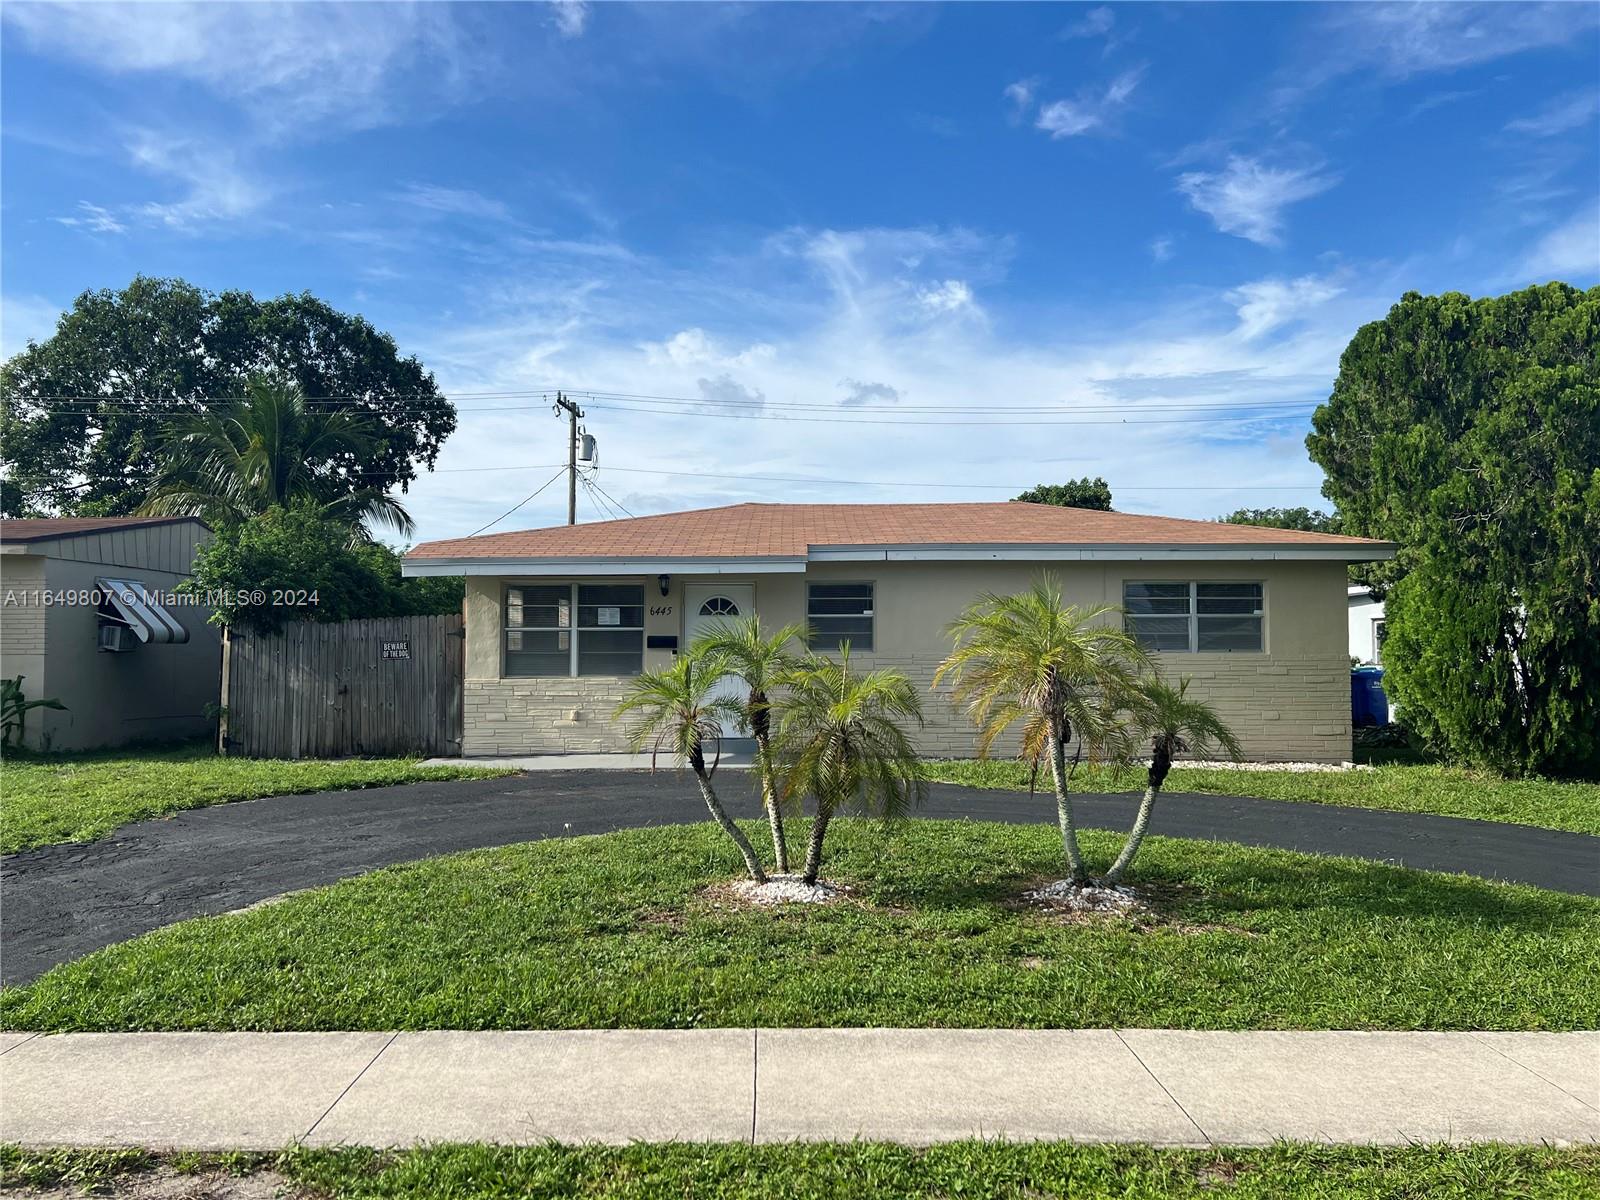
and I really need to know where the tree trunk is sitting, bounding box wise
[1047,726,1088,886]
[802,800,833,885]
[1104,746,1172,885]
[755,734,789,873]
[1103,783,1160,885]
[693,766,767,883]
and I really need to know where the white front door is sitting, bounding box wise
[685,584,755,738]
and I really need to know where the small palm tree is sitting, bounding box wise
[614,651,768,882]
[139,373,413,539]
[1103,675,1242,885]
[775,648,927,885]
[693,614,808,873]
[935,577,1148,887]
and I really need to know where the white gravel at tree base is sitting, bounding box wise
[1025,880,1146,912]
[729,874,843,905]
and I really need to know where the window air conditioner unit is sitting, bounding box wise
[98,624,135,653]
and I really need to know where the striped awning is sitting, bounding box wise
[97,577,190,644]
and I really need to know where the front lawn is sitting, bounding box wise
[5,821,1595,1032]
[5,1142,1597,1200]
[925,760,1600,836]
[0,744,513,854]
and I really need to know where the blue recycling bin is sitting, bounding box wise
[1351,665,1389,727]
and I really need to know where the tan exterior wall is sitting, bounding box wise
[460,559,1352,762]
[0,522,220,751]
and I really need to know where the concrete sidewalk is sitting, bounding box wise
[2,1030,1595,1150]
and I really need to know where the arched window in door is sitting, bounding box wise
[698,596,741,617]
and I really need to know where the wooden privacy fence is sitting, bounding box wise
[220,614,463,759]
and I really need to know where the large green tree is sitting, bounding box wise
[184,503,462,635]
[0,277,454,517]
[1306,283,1599,778]
[1216,506,1339,532]
[1014,478,1113,510]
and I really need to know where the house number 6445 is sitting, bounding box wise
[650,605,673,616]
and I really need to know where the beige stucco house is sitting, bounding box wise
[0,517,221,751]
[403,502,1395,763]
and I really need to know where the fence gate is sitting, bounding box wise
[220,614,463,758]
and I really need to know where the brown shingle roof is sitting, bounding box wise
[406,502,1391,560]
[0,516,207,544]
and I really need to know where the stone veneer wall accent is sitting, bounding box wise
[463,676,639,756]
[463,651,1353,762]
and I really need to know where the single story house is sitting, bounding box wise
[403,502,1396,763]
[0,516,221,751]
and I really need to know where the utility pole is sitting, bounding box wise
[554,392,584,525]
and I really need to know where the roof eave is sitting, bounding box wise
[401,555,808,578]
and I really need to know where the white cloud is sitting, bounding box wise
[0,1,478,135]
[51,201,126,234]
[916,279,978,317]
[697,374,765,412]
[1517,203,1600,280]
[1034,67,1145,139]
[125,130,268,229]
[1060,6,1114,41]
[1320,2,1597,80]
[1177,156,1339,247]
[1003,78,1038,121]
[642,328,776,370]
[1228,275,1345,340]
[839,379,901,407]
[1506,90,1600,138]
[549,0,588,38]
[398,183,513,222]
[1149,236,1175,264]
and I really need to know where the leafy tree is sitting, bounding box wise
[1307,283,1599,778]
[1216,506,1339,532]
[1102,676,1240,885]
[183,504,462,635]
[0,276,453,517]
[140,374,413,538]
[614,652,768,882]
[936,579,1147,886]
[774,649,926,885]
[693,614,808,874]
[1014,478,1113,511]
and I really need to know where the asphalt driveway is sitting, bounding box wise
[3,770,1597,986]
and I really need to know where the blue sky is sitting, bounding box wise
[3,1,1597,542]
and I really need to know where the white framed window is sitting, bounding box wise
[1372,618,1387,664]
[808,582,874,651]
[504,583,644,677]
[1124,581,1264,653]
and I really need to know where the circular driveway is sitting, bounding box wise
[3,770,1596,986]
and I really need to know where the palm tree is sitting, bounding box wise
[693,614,808,873]
[935,577,1148,887]
[614,651,768,883]
[139,374,413,538]
[775,648,927,885]
[1102,675,1242,885]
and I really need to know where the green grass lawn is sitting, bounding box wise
[924,760,1600,836]
[4,1142,1597,1200]
[5,820,1595,1032]
[0,744,512,854]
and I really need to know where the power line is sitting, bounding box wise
[466,465,568,537]
[586,474,637,518]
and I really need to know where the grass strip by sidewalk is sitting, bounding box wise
[4,1142,1597,1199]
[0,744,513,855]
[5,821,1595,1032]
[924,759,1600,836]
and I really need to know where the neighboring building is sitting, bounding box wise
[404,502,1396,764]
[1347,585,1386,665]
[0,517,220,751]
